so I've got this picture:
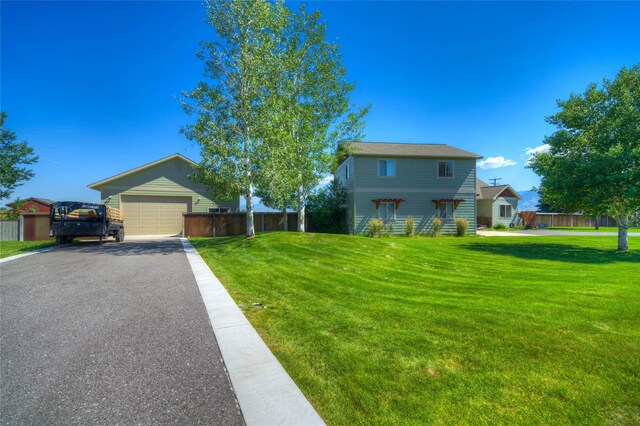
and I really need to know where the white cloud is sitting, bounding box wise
[525,144,550,156]
[318,174,334,186]
[477,156,517,170]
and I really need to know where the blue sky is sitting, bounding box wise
[2,1,639,206]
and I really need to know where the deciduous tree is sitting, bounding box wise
[181,0,284,238]
[528,65,640,250]
[265,5,369,232]
[0,112,38,200]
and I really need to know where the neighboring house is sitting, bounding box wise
[476,179,522,227]
[335,142,482,235]
[88,153,238,236]
[6,197,55,213]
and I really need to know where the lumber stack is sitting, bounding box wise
[106,206,124,221]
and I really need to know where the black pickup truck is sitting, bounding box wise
[49,201,124,244]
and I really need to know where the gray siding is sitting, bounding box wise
[354,156,475,192]
[492,197,519,226]
[349,156,477,235]
[353,191,476,235]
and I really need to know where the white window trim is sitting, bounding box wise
[345,163,351,180]
[378,202,396,221]
[438,202,454,220]
[500,204,512,218]
[378,159,396,178]
[437,160,455,179]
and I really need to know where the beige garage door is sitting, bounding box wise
[121,195,191,235]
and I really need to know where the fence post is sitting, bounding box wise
[19,214,24,241]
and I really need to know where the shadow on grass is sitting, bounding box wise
[461,241,639,264]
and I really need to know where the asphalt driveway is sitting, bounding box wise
[0,239,244,425]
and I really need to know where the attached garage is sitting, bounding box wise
[121,195,191,235]
[88,154,237,236]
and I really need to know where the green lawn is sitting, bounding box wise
[0,240,57,258]
[191,233,640,425]
[544,226,640,233]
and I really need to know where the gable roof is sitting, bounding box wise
[88,153,196,189]
[476,179,522,200]
[6,197,55,207]
[347,142,482,160]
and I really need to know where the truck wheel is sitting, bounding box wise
[99,235,103,245]
[115,229,123,242]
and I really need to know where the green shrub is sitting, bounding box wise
[455,218,468,237]
[432,217,442,236]
[367,218,384,238]
[305,180,347,234]
[493,223,507,230]
[405,216,416,236]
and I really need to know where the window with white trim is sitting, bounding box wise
[378,202,396,220]
[438,202,454,219]
[379,159,395,177]
[438,161,454,178]
[346,163,351,179]
[500,205,512,218]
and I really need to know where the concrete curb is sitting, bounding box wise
[0,247,55,264]
[180,238,325,426]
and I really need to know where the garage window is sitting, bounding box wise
[209,207,230,213]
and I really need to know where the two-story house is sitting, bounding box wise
[335,142,482,235]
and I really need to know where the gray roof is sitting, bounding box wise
[348,142,482,159]
[476,179,522,200]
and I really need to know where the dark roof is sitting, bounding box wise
[476,179,522,200]
[6,197,55,207]
[348,142,482,159]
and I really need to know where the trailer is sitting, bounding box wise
[50,201,124,244]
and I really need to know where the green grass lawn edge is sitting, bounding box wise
[0,241,57,258]
[192,232,640,425]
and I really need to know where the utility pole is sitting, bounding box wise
[489,178,502,186]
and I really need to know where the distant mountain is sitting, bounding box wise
[517,190,539,211]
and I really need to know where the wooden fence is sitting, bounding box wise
[0,213,53,241]
[22,213,53,241]
[520,212,617,228]
[0,221,19,241]
[184,212,302,237]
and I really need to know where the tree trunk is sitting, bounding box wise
[297,183,305,232]
[282,207,288,232]
[594,215,599,230]
[618,223,628,251]
[246,185,255,238]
